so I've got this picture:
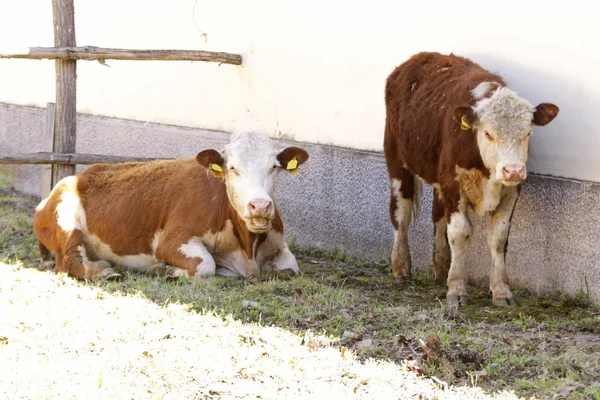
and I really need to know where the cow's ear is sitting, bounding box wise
[196,150,225,179]
[533,103,559,126]
[277,147,309,175]
[453,106,476,131]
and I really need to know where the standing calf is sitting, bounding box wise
[34,131,308,280]
[384,52,559,306]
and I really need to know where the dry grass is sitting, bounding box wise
[1,184,599,399]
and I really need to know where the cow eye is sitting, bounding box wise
[485,132,494,142]
[228,166,241,176]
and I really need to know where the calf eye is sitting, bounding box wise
[228,166,241,176]
[485,132,494,142]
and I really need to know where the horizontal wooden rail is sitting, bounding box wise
[0,152,171,165]
[0,46,242,65]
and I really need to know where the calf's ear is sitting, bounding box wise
[196,150,225,179]
[533,103,559,126]
[453,106,477,131]
[276,147,309,175]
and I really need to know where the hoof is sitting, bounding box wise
[493,296,515,307]
[39,260,56,271]
[275,268,297,279]
[394,276,410,286]
[447,294,468,307]
[216,267,242,277]
[435,275,448,285]
[164,266,189,280]
[98,267,122,280]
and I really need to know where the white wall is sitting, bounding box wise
[0,0,598,181]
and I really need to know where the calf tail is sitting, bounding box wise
[411,178,422,230]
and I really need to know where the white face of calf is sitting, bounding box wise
[196,131,309,233]
[455,84,559,186]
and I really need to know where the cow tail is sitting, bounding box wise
[411,178,422,230]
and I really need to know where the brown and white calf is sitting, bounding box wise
[384,52,559,306]
[34,131,309,280]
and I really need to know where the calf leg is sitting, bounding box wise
[487,186,519,307]
[432,188,450,283]
[388,169,415,284]
[60,229,121,280]
[446,210,472,306]
[256,230,299,275]
[155,236,216,279]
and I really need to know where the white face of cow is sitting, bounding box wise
[456,84,559,186]
[196,131,309,233]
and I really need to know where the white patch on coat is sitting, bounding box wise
[178,237,216,277]
[390,179,413,277]
[486,186,519,300]
[215,249,258,277]
[87,234,156,270]
[472,87,534,183]
[151,230,164,254]
[391,179,413,231]
[471,81,501,100]
[446,210,472,295]
[257,230,298,273]
[56,184,87,232]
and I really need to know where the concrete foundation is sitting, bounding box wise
[2,103,599,303]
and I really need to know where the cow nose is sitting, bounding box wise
[248,199,273,216]
[502,165,525,181]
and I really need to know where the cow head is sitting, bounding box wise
[196,131,309,233]
[454,84,559,186]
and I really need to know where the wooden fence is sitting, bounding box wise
[0,0,241,198]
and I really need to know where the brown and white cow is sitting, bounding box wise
[34,131,309,280]
[384,52,559,306]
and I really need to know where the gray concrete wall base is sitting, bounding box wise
[2,103,599,303]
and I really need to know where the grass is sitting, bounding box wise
[1,184,600,399]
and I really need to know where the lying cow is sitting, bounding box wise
[34,131,309,280]
[384,52,559,306]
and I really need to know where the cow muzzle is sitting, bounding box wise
[246,199,274,232]
[500,164,526,185]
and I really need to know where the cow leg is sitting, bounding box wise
[60,229,121,280]
[487,186,519,307]
[446,210,472,306]
[155,236,216,279]
[388,169,415,284]
[256,230,299,275]
[432,187,450,283]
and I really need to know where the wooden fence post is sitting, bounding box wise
[51,0,77,185]
[41,103,56,199]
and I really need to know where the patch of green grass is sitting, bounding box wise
[0,187,39,262]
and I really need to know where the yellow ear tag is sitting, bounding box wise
[211,163,223,178]
[461,115,471,131]
[286,156,298,170]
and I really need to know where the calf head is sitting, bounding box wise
[454,83,559,185]
[196,131,309,233]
